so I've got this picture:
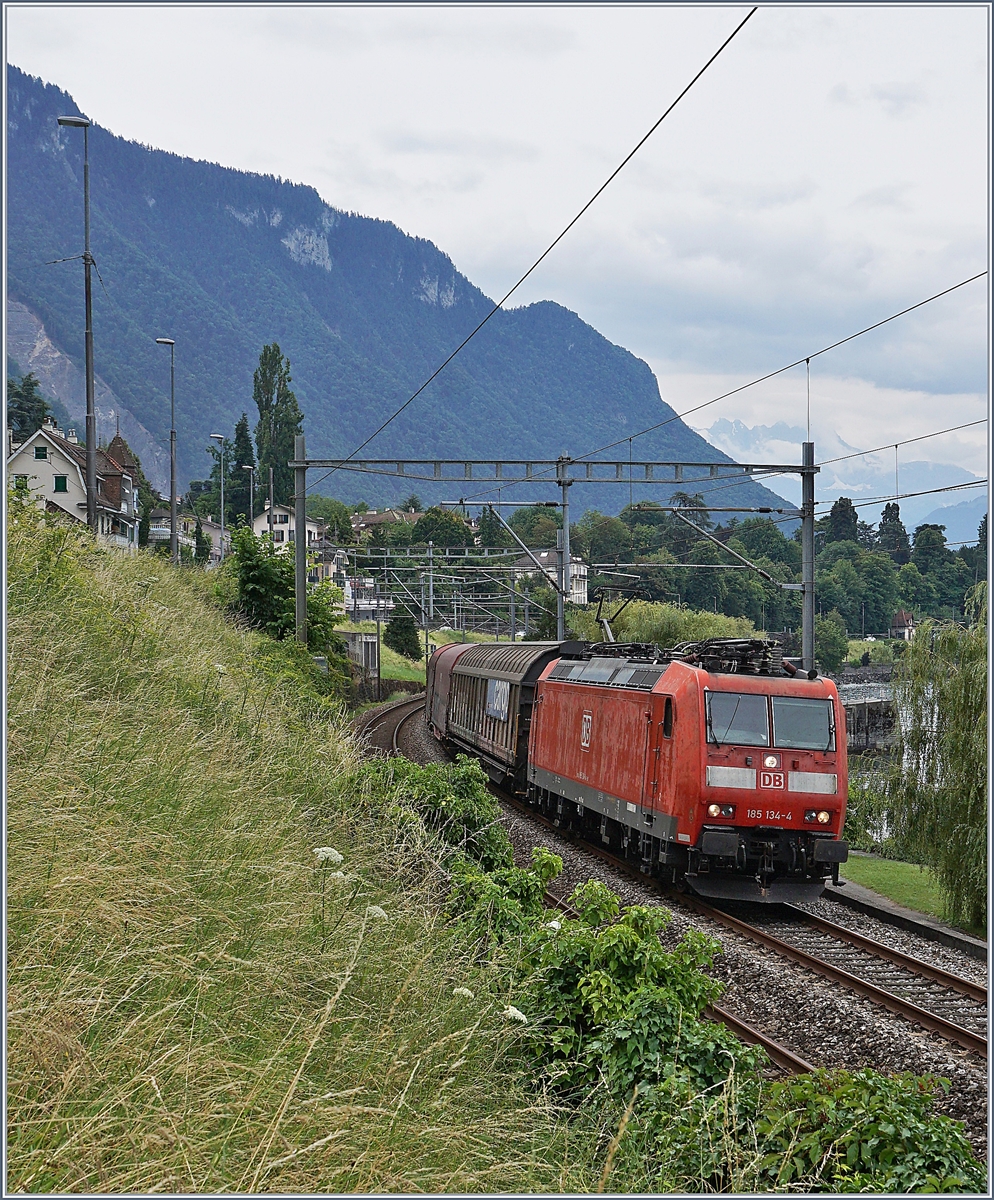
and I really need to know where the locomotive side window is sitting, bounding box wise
[662,697,673,738]
[706,692,769,747]
[772,696,835,751]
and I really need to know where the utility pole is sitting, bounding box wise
[294,434,307,645]
[801,441,816,673]
[556,453,571,642]
[510,570,516,641]
[155,337,177,564]
[210,433,226,562]
[57,115,97,531]
[374,577,382,701]
[268,466,274,546]
[428,540,434,622]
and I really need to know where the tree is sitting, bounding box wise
[411,506,472,547]
[815,609,848,673]
[572,510,630,565]
[877,503,911,564]
[253,343,303,506]
[194,516,212,565]
[826,497,858,545]
[384,611,423,660]
[6,372,50,441]
[509,505,562,547]
[478,505,513,548]
[227,412,256,526]
[307,495,354,542]
[911,524,951,575]
[399,493,423,513]
[889,585,987,930]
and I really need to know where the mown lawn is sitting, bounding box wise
[841,855,986,939]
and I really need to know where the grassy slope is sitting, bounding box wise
[6,510,602,1193]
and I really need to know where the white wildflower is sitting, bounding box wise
[327,871,348,881]
[545,919,561,931]
[503,1005,528,1024]
[452,987,474,999]
[215,663,227,675]
[313,847,344,865]
[366,904,388,920]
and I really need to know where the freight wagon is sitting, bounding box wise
[427,638,849,902]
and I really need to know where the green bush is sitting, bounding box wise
[753,1069,985,1193]
[359,754,513,872]
[384,611,423,660]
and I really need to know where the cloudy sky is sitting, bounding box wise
[6,3,990,483]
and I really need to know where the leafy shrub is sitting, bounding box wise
[227,526,347,659]
[359,754,513,872]
[754,1069,985,1193]
[447,846,563,943]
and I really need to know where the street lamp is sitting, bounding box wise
[210,433,225,562]
[242,464,255,527]
[154,337,177,565]
[57,114,97,532]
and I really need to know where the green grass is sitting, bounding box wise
[841,855,986,938]
[5,506,607,1194]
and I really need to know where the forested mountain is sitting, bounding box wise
[7,64,790,512]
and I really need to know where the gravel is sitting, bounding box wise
[396,710,989,1156]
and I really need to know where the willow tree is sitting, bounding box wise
[889,583,987,929]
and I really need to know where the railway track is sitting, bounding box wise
[353,695,426,755]
[498,791,988,1060]
[359,697,987,1066]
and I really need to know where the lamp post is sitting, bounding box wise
[154,337,177,565]
[210,433,225,562]
[57,114,97,532]
[242,464,255,527]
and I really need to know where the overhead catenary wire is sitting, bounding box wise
[305,7,758,497]
[817,420,988,468]
[441,272,989,512]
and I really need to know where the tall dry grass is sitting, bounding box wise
[6,505,604,1193]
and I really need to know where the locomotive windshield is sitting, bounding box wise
[706,692,770,746]
[772,696,836,751]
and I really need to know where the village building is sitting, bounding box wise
[6,416,139,551]
[888,609,916,641]
[509,550,589,606]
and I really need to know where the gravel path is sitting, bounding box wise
[398,710,988,1155]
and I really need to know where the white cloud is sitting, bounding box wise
[6,3,988,458]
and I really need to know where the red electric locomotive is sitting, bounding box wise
[427,638,848,902]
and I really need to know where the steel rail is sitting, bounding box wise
[353,695,426,755]
[676,892,987,1058]
[497,793,987,1058]
[543,892,813,1075]
[784,904,987,1003]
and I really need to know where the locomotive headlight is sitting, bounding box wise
[707,804,722,817]
[804,810,818,822]
[817,810,832,825]
[763,754,779,769]
[720,805,736,817]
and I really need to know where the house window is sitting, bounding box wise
[53,475,69,493]
[274,530,284,542]
[35,445,48,459]
[277,513,289,524]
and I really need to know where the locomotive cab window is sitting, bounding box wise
[772,696,835,751]
[706,691,769,747]
[662,697,674,738]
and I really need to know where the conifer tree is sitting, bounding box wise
[6,372,51,441]
[227,412,256,525]
[877,502,911,564]
[825,496,858,545]
[253,344,303,506]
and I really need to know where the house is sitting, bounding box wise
[889,609,915,641]
[343,575,394,621]
[350,508,420,539]
[6,416,138,551]
[510,550,588,606]
[146,507,197,556]
[251,502,342,583]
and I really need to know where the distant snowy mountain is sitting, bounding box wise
[697,418,985,537]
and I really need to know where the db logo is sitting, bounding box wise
[761,771,785,789]
[580,711,592,751]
